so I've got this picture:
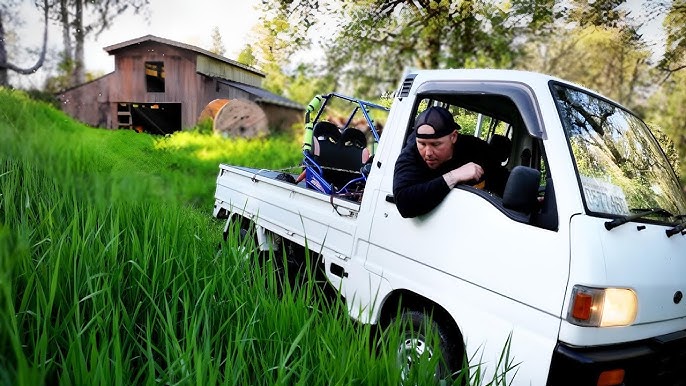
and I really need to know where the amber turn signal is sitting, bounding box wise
[572,292,593,320]
[597,369,625,386]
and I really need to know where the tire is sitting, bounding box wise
[236,225,259,259]
[392,310,466,384]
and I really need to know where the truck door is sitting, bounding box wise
[364,82,571,373]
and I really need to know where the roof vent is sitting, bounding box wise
[397,74,417,97]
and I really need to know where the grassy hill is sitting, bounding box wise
[0,89,418,385]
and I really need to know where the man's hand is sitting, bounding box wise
[443,162,484,188]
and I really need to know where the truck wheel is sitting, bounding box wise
[236,225,259,258]
[237,224,289,293]
[392,310,465,383]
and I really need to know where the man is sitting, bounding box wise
[393,106,491,218]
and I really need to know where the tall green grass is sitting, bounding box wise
[0,89,403,385]
[0,158,405,385]
[0,88,303,209]
[0,88,514,385]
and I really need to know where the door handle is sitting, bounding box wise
[385,194,395,203]
[330,263,348,278]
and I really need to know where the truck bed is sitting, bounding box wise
[212,164,362,259]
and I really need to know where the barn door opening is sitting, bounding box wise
[117,102,182,135]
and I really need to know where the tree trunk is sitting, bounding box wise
[60,0,73,66]
[72,0,85,86]
[0,0,49,86]
[0,8,8,86]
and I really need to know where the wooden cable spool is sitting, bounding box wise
[198,98,230,123]
[212,98,268,138]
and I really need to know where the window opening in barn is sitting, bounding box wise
[145,61,165,92]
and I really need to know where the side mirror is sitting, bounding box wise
[503,166,541,215]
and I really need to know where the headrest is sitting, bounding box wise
[313,121,341,141]
[341,128,367,149]
[489,134,512,162]
[503,166,541,214]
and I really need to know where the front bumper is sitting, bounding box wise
[547,329,686,385]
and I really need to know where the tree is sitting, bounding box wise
[657,0,686,80]
[209,26,226,56]
[518,0,655,110]
[0,0,49,87]
[520,26,653,109]
[646,71,686,184]
[250,8,335,105]
[242,10,300,95]
[237,44,258,67]
[54,0,150,87]
[261,0,558,98]
[284,64,336,105]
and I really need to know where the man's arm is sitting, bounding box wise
[443,162,484,188]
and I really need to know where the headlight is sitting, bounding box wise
[567,285,637,327]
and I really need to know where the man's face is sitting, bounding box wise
[415,124,457,169]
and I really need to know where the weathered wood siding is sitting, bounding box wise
[109,42,202,128]
[196,56,262,87]
[59,74,112,128]
[259,103,303,134]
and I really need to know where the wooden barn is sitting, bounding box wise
[58,35,303,135]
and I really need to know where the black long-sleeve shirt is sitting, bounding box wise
[393,134,491,218]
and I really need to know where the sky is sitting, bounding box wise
[14,0,262,87]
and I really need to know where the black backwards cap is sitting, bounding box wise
[414,106,460,139]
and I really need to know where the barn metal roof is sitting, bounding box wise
[218,79,304,110]
[103,34,264,77]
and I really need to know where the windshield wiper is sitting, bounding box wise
[604,207,674,231]
[666,217,686,237]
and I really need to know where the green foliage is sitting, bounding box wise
[0,87,393,385]
[519,25,653,109]
[193,117,214,135]
[645,70,686,185]
[651,125,681,180]
[236,44,257,67]
[0,87,302,211]
[284,65,336,106]
[261,0,551,98]
[237,11,337,105]
[659,0,686,74]
[566,0,626,27]
[0,157,401,385]
[244,13,298,96]
[43,55,75,94]
[24,88,60,109]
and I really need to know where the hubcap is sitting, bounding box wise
[397,336,434,381]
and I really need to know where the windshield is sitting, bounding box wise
[552,84,686,221]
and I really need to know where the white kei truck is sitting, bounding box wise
[212,69,686,385]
